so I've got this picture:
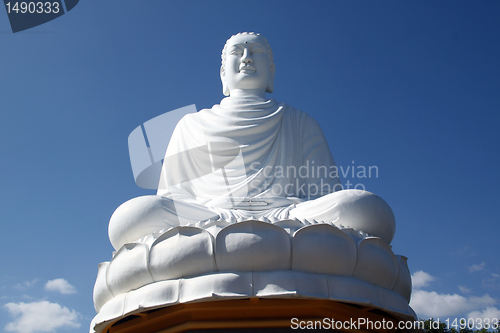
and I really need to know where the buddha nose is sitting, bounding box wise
[241,48,252,63]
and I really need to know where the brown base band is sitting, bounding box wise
[103,298,409,333]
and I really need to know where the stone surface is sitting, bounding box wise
[94,220,412,317]
[215,220,291,272]
[91,267,416,333]
[149,227,216,281]
[292,224,357,276]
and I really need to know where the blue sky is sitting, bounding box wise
[1,1,499,332]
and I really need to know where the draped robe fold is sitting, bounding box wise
[157,97,341,219]
[108,97,396,250]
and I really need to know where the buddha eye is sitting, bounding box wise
[230,48,243,55]
[251,44,265,54]
[252,48,265,54]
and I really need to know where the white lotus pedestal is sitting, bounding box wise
[91,219,416,333]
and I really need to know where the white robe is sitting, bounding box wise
[109,97,395,249]
[157,97,341,212]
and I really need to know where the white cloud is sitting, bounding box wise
[13,279,38,291]
[4,301,80,333]
[451,245,478,258]
[482,273,500,289]
[458,286,472,294]
[410,290,496,318]
[469,262,486,273]
[468,307,500,323]
[411,270,435,289]
[44,279,77,295]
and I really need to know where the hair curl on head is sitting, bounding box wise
[220,32,275,96]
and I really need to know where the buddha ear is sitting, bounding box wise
[266,63,276,94]
[220,65,230,96]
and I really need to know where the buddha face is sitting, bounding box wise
[221,33,275,96]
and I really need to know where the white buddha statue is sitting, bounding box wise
[108,32,396,250]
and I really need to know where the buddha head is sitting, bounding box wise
[220,32,275,97]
